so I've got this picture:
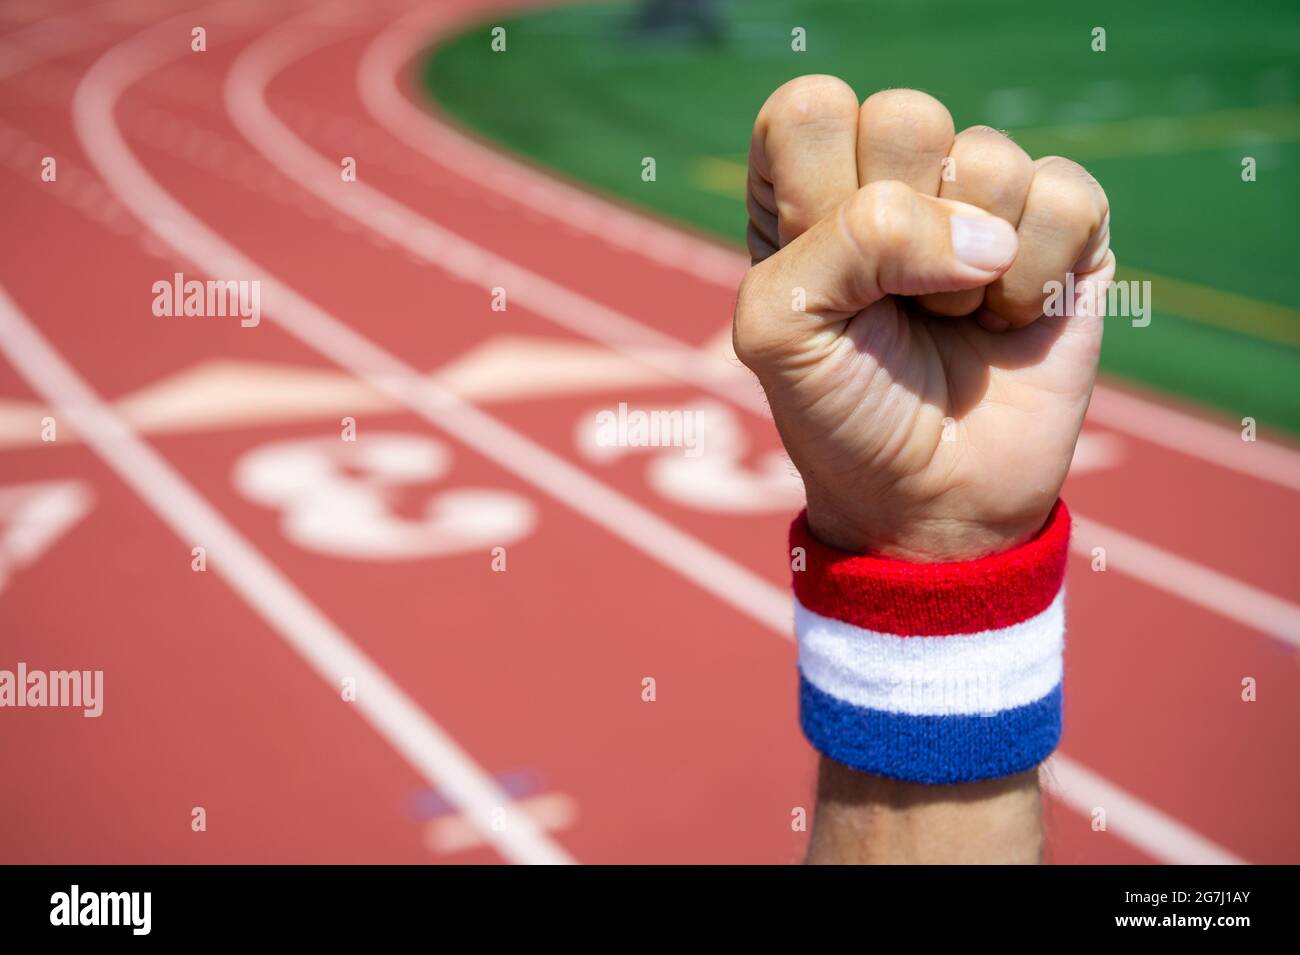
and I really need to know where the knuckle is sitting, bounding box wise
[760,74,858,134]
[953,125,1020,155]
[859,88,955,146]
[849,180,915,250]
[958,123,1008,140]
[951,150,1022,192]
[952,126,1032,172]
[1032,157,1109,231]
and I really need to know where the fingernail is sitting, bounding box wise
[950,215,1017,271]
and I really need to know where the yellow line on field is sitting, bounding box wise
[1010,103,1300,161]
[1118,267,1300,348]
[694,155,748,197]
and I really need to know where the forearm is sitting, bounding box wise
[806,759,1043,864]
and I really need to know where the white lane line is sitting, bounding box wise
[1044,757,1245,865]
[215,8,1247,868]
[231,14,769,419]
[0,284,572,866]
[1072,515,1300,647]
[77,5,791,628]
[359,4,1300,494]
[357,4,745,290]
[1087,386,1300,494]
[253,9,1300,649]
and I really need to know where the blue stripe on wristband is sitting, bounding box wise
[799,675,1063,784]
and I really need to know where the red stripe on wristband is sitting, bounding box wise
[790,500,1071,636]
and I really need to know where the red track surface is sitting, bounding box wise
[1,0,1297,864]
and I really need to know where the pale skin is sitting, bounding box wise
[734,77,1113,863]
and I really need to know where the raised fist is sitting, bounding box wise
[735,78,1113,560]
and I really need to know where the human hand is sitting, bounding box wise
[735,78,1113,560]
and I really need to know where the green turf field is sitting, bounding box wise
[426,0,1300,435]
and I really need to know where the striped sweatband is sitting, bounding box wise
[792,501,1071,784]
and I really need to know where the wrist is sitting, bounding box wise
[790,500,1071,784]
[803,493,1055,562]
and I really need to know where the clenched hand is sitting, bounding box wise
[735,78,1113,561]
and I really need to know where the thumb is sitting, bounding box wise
[735,180,1018,359]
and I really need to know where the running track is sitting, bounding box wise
[1,0,1297,864]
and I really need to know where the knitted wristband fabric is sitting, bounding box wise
[791,501,1071,784]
